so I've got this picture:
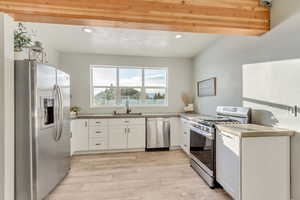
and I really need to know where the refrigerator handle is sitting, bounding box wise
[53,85,60,141]
[56,85,64,141]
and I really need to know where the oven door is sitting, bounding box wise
[190,126,215,177]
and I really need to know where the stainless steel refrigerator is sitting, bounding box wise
[15,60,71,200]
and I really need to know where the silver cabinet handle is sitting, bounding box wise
[85,121,88,127]
[128,128,130,133]
[96,131,102,133]
[124,120,129,123]
[125,128,127,134]
[95,143,101,146]
[96,121,101,124]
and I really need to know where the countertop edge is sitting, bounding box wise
[72,112,200,119]
[216,124,295,137]
[74,113,184,119]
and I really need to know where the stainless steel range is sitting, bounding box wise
[189,106,251,188]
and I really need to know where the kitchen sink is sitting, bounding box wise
[113,112,143,116]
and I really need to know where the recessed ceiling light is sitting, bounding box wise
[175,34,182,39]
[82,27,93,33]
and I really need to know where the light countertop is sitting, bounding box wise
[76,112,181,119]
[216,124,294,137]
[74,112,201,119]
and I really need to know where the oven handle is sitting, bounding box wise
[190,126,214,140]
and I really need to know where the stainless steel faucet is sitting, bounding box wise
[125,99,131,114]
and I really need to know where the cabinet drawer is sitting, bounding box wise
[109,118,145,126]
[89,138,107,150]
[89,127,107,138]
[89,119,108,127]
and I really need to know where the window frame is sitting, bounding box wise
[90,65,168,108]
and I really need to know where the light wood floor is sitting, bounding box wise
[47,150,231,200]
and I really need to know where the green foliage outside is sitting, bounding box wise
[94,85,165,105]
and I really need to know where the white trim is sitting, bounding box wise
[89,65,169,108]
[72,148,145,155]
[0,14,14,200]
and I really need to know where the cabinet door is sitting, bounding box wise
[108,126,127,149]
[216,130,240,199]
[180,118,190,154]
[127,125,145,149]
[170,117,182,147]
[71,120,89,154]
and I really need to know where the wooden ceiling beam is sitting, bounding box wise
[0,0,270,36]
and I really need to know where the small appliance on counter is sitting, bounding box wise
[146,117,170,151]
[189,106,251,188]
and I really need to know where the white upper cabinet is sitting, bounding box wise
[243,59,300,106]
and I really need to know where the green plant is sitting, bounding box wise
[14,23,32,52]
[70,106,81,113]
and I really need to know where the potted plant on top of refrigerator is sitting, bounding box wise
[14,22,33,60]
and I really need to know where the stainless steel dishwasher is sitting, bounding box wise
[146,118,170,150]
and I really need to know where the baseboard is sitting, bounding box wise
[73,146,185,156]
[170,146,181,150]
[73,148,145,155]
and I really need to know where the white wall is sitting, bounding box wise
[192,2,300,199]
[59,52,193,113]
[193,6,300,115]
[16,22,60,66]
[45,46,60,66]
[0,13,14,200]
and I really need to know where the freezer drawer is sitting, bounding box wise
[146,118,170,149]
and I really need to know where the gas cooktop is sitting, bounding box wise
[192,115,239,127]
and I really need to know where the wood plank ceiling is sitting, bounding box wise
[0,0,270,36]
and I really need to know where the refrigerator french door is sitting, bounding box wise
[15,60,71,200]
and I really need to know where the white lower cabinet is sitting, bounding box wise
[216,129,291,200]
[180,118,190,154]
[89,138,107,151]
[109,125,127,149]
[170,117,182,147]
[71,118,146,154]
[108,119,146,150]
[216,131,240,199]
[127,125,146,149]
[71,119,89,154]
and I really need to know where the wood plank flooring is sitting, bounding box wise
[47,150,231,200]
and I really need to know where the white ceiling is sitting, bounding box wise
[23,22,221,58]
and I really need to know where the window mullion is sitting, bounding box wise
[141,69,145,104]
[116,67,120,104]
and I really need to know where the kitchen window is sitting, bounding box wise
[90,65,168,107]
